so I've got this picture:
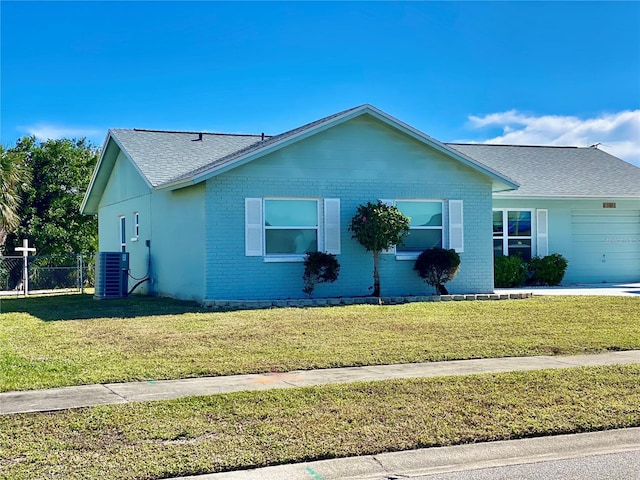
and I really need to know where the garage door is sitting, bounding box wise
[570,210,640,283]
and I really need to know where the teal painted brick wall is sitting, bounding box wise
[204,116,495,300]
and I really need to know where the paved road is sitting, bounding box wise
[174,428,640,479]
[414,450,640,480]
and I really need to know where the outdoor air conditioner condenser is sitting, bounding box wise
[94,252,129,299]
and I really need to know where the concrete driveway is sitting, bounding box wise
[495,282,640,297]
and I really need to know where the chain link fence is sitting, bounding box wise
[0,254,94,296]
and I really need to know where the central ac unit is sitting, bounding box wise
[95,252,129,299]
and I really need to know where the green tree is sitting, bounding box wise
[0,145,30,249]
[7,136,98,256]
[349,200,410,297]
[413,247,461,295]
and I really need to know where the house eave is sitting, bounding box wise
[81,131,155,214]
[80,131,117,215]
[492,193,640,200]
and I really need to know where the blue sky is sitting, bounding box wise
[2,1,639,166]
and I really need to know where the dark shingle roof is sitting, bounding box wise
[447,143,640,198]
[110,105,367,188]
[110,129,266,188]
[109,113,640,198]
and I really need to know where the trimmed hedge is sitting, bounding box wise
[495,253,568,288]
[527,253,569,286]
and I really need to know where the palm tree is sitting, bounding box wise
[0,146,30,248]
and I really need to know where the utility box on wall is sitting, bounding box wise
[95,252,129,299]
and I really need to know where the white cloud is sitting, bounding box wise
[465,110,640,167]
[21,123,101,141]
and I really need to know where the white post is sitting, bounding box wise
[15,239,36,296]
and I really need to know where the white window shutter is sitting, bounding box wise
[448,200,464,253]
[323,198,341,255]
[245,198,263,256]
[536,209,548,257]
[379,199,396,254]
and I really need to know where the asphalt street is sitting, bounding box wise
[413,450,640,480]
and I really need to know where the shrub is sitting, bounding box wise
[527,253,568,286]
[494,255,526,288]
[414,247,461,295]
[302,251,340,296]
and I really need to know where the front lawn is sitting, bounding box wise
[1,294,639,391]
[1,365,639,479]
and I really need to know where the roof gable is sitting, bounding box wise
[81,105,520,212]
[161,104,519,191]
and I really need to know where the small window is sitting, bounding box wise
[264,199,319,255]
[493,209,532,261]
[134,212,139,237]
[395,201,443,254]
[119,216,126,252]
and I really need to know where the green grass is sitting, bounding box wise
[1,365,638,479]
[1,294,639,391]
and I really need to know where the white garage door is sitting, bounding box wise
[570,210,640,283]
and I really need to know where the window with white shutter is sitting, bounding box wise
[245,197,339,261]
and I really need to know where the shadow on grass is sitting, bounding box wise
[0,293,205,321]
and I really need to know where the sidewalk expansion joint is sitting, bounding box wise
[370,455,409,480]
[102,384,129,403]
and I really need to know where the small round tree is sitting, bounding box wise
[349,200,410,297]
[414,247,461,295]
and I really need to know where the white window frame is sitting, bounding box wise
[132,212,139,241]
[119,216,126,252]
[386,199,445,260]
[246,197,341,262]
[263,197,320,262]
[493,208,535,260]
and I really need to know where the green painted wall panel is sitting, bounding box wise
[228,116,489,185]
[150,184,206,301]
[97,152,206,300]
[493,198,640,283]
[97,152,152,294]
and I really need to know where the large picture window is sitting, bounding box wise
[493,209,532,261]
[395,200,443,254]
[264,199,319,255]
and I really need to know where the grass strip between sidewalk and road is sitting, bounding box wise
[1,365,639,480]
[1,295,639,391]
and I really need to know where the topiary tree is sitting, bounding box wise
[414,247,461,295]
[349,200,410,297]
[302,251,340,297]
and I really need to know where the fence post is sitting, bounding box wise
[79,254,84,294]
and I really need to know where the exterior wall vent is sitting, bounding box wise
[95,252,129,299]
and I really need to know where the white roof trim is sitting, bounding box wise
[158,104,519,192]
[81,130,154,214]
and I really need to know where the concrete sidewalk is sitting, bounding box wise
[2,350,639,415]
